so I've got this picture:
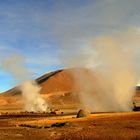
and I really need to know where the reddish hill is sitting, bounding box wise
[0,68,140,109]
[1,68,98,96]
[0,69,76,97]
[0,68,95,109]
[37,69,75,94]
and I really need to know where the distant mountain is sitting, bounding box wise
[136,86,140,90]
[1,68,140,97]
[0,68,140,108]
[0,68,86,97]
[0,68,94,108]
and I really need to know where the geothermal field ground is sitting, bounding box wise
[0,107,139,140]
[1,1,140,140]
[0,69,140,139]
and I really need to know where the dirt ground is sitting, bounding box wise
[0,111,139,140]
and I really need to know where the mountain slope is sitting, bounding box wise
[0,68,140,109]
[0,69,75,97]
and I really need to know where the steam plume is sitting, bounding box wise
[57,29,140,112]
[50,1,140,112]
[1,54,48,112]
[20,81,47,112]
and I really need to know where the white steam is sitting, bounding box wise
[20,81,48,112]
[56,29,140,112]
[58,30,140,112]
[1,54,48,112]
[51,1,140,112]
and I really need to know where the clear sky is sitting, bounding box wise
[0,0,140,92]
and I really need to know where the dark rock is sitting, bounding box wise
[19,122,71,129]
[76,109,90,118]
[19,124,43,129]
[51,122,70,127]
[43,125,51,128]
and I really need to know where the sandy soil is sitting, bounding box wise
[0,111,139,140]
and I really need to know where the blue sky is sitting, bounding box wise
[0,0,140,92]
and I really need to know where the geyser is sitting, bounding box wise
[20,81,48,112]
[70,34,138,112]
[58,30,140,112]
[51,0,140,112]
[1,54,48,112]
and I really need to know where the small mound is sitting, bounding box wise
[76,109,90,118]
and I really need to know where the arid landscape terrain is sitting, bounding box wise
[0,112,139,140]
[0,69,140,140]
[0,0,140,140]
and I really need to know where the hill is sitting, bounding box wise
[1,68,78,96]
[0,68,93,110]
[0,68,140,111]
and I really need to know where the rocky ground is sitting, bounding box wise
[0,111,139,140]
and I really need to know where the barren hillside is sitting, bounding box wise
[0,68,140,109]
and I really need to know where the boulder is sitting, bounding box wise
[76,109,90,118]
